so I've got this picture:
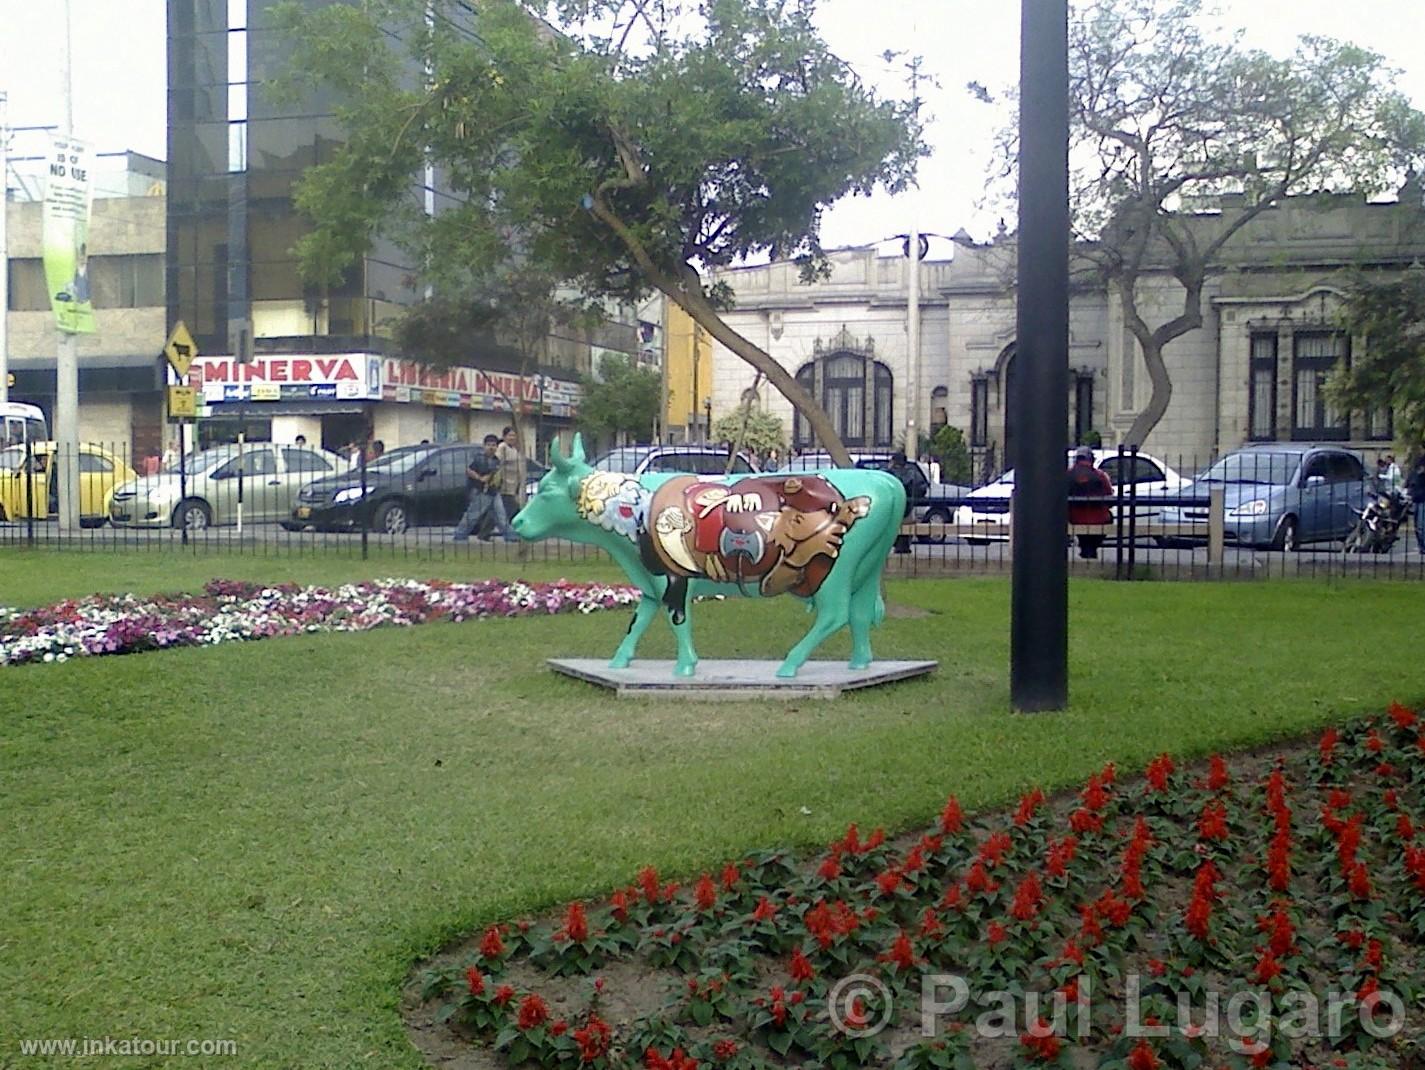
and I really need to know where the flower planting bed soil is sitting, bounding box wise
[0,578,639,666]
[408,704,1425,1070]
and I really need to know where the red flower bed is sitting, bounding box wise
[416,705,1425,1069]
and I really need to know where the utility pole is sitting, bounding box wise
[1010,0,1070,712]
[904,55,923,460]
[1,89,9,405]
[54,0,81,532]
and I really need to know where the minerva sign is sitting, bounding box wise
[380,359,581,416]
[191,355,381,403]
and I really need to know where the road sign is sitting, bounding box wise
[167,384,197,419]
[165,321,198,377]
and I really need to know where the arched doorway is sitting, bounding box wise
[792,328,895,451]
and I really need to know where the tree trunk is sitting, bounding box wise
[672,285,853,468]
[1123,335,1172,448]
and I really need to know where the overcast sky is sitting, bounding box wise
[3,0,1424,254]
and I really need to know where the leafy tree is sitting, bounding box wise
[272,0,925,467]
[578,352,662,449]
[711,406,785,458]
[928,425,972,485]
[985,0,1424,446]
[1329,266,1425,451]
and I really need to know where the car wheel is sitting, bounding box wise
[79,516,106,529]
[173,498,212,531]
[374,499,410,535]
[1271,515,1299,552]
[279,521,303,532]
[921,508,951,544]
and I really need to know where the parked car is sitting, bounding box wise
[0,441,137,528]
[286,443,488,534]
[110,443,349,530]
[1157,444,1367,550]
[953,449,1191,543]
[592,445,761,477]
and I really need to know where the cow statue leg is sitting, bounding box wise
[846,580,884,670]
[663,577,698,677]
[609,594,661,669]
[776,583,851,678]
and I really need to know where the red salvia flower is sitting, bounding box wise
[1362,938,1384,972]
[788,947,815,983]
[902,845,928,875]
[1327,788,1352,812]
[712,1039,737,1061]
[1126,1039,1162,1070]
[574,1015,612,1062]
[1253,952,1283,986]
[638,866,661,906]
[465,967,485,996]
[769,985,787,1026]
[1145,754,1175,793]
[1060,938,1085,966]
[1357,976,1380,1004]
[1348,863,1373,900]
[863,828,886,852]
[1339,928,1365,949]
[1078,905,1104,947]
[1388,701,1418,730]
[493,984,516,1007]
[940,795,964,834]
[1206,755,1230,791]
[1060,976,1080,1002]
[964,861,1000,896]
[941,882,965,911]
[919,907,944,940]
[875,867,904,897]
[551,1019,568,1037]
[1198,800,1230,842]
[1376,762,1397,778]
[1014,788,1046,827]
[986,920,1008,946]
[979,832,1012,868]
[844,996,868,1030]
[1319,728,1339,765]
[1095,889,1132,928]
[517,993,550,1031]
[882,930,917,970]
[1045,836,1078,879]
[817,853,842,882]
[1365,729,1384,753]
[1069,807,1103,834]
[564,900,590,943]
[720,862,740,892]
[1010,872,1044,921]
[1100,761,1117,785]
[479,925,506,960]
[1019,1021,1062,1061]
[751,896,778,922]
[1081,774,1110,811]
[610,889,630,923]
[1256,906,1295,958]
[694,874,717,912]
[1397,814,1416,842]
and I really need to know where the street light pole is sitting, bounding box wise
[1010,0,1070,712]
[54,0,81,532]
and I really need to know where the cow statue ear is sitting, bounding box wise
[548,437,569,473]
[570,433,588,465]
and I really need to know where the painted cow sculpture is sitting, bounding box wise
[511,435,906,678]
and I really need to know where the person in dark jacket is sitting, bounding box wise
[887,451,915,555]
[1407,454,1425,556]
[1067,446,1113,559]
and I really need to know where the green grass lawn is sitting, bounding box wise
[2,552,1423,1067]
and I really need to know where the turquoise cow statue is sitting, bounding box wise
[511,435,907,678]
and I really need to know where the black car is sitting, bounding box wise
[283,443,485,534]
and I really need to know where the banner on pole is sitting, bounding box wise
[42,136,97,335]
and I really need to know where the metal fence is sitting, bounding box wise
[2,439,1421,581]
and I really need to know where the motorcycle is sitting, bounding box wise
[1344,487,1409,554]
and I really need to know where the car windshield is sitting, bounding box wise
[363,445,430,472]
[594,448,651,473]
[1196,452,1300,486]
[167,447,239,474]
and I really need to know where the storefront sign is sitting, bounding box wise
[192,355,382,403]
[380,359,581,417]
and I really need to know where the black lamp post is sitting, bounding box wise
[1010,0,1070,712]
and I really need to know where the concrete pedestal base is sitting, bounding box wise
[547,658,938,700]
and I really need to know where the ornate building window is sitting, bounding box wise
[791,328,894,450]
[1247,333,1278,441]
[1291,332,1349,441]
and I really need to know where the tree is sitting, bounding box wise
[986,0,1424,446]
[711,406,785,457]
[272,0,926,467]
[578,352,662,449]
[1329,266,1425,450]
[928,425,972,485]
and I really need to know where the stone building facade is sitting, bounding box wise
[706,192,1423,475]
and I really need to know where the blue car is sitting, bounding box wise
[1159,444,1367,551]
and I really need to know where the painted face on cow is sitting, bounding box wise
[510,434,594,541]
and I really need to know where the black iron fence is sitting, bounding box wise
[2,440,1421,581]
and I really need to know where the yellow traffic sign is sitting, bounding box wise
[167,384,198,419]
[165,321,198,377]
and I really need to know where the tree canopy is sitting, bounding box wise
[1331,266,1425,452]
[273,0,926,465]
[577,352,662,449]
[711,405,785,458]
[986,0,1425,446]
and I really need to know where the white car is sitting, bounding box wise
[953,449,1191,543]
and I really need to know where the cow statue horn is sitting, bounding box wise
[570,432,587,465]
[549,437,572,474]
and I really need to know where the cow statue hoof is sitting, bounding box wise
[513,433,907,682]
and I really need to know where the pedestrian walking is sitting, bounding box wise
[1407,453,1425,556]
[496,426,527,539]
[1067,446,1113,559]
[453,435,507,541]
